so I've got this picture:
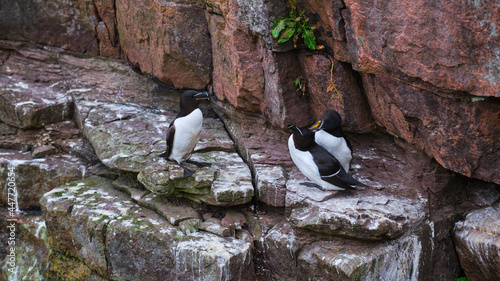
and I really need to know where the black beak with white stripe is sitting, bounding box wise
[287,124,366,191]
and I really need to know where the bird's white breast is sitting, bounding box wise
[170,108,203,162]
[315,130,352,172]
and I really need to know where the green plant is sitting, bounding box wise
[294,76,306,96]
[457,277,470,281]
[271,0,317,50]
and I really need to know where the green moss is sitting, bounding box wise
[46,251,105,281]
[67,181,80,187]
[54,191,65,197]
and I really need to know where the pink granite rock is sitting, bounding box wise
[115,0,211,89]
[363,73,500,184]
[208,14,265,112]
[74,0,121,58]
[0,0,98,53]
[298,52,374,132]
[341,0,500,97]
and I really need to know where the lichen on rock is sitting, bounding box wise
[138,151,254,206]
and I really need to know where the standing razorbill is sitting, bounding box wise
[159,90,211,177]
[287,124,366,191]
[309,110,352,172]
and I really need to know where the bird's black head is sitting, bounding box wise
[179,90,211,115]
[309,110,342,132]
[288,124,315,151]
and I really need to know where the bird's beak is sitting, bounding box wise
[309,120,322,131]
[195,91,211,101]
[287,124,303,136]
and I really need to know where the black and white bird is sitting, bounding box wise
[159,90,211,177]
[287,124,366,191]
[309,110,352,172]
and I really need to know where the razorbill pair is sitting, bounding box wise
[288,111,364,191]
[159,90,211,177]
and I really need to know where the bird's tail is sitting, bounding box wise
[338,169,369,187]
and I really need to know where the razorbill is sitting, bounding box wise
[287,124,366,191]
[309,110,352,172]
[159,90,211,177]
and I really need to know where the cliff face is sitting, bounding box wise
[7,0,493,184]
[0,0,499,280]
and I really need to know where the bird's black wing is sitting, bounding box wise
[161,121,175,159]
[310,144,358,190]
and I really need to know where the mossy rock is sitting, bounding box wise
[138,151,253,206]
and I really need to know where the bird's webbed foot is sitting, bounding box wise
[179,163,196,177]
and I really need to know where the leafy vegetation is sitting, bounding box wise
[457,277,470,281]
[272,0,341,100]
[294,76,306,96]
[271,0,317,50]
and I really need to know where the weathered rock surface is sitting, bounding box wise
[260,49,313,127]
[298,52,374,133]
[74,97,235,170]
[339,0,500,97]
[75,100,172,172]
[73,95,253,206]
[138,151,254,206]
[0,149,87,210]
[298,235,422,280]
[286,181,426,240]
[0,40,157,108]
[258,220,300,280]
[0,211,49,281]
[254,164,287,207]
[212,100,293,207]
[174,232,255,280]
[2,38,499,281]
[31,145,57,158]
[208,13,265,112]
[0,120,75,153]
[137,193,200,226]
[0,0,98,53]
[72,0,121,57]
[116,0,212,89]
[363,74,500,184]
[0,76,73,129]
[0,114,92,211]
[40,176,255,280]
[453,206,500,281]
